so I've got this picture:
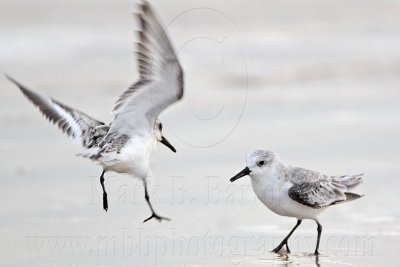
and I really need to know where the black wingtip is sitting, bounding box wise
[141,1,152,14]
[136,0,147,13]
[4,74,23,88]
[136,0,153,20]
[4,73,16,84]
[4,74,30,95]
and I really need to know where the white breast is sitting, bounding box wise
[101,134,157,179]
[250,170,324,220]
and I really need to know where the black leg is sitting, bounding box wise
[272,219,302,253]
[142,181,170,223]
[100,170,108,212]
[314,220,322,255]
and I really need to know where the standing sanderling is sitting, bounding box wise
[7,0,183,223]
[230,150,363,254]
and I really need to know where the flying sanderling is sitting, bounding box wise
[7,0,183,223]
[230,150,363,254]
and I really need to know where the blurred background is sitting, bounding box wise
[1,0,400,266]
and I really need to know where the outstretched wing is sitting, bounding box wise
[105,0,184,141]
[286,167,347,208]
[7,75,108,148]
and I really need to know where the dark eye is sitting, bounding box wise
[258,161,265,167]
[159,123,163,130]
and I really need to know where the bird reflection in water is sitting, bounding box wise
[273,252,321,267]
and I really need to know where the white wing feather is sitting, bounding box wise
[105,1,183,141]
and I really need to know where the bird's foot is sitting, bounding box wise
[272,241,290,254]
[314,250,320,256]
[285,243,291,254]
[103,192,108,212]
[272,247,284,254]
[143,212,170,223]
[271,247,282,253]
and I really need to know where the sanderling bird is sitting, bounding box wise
[6,0,183,223]
[230,150,363,255]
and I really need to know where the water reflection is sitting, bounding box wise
[233,252,324,266]
[273,253,321,267]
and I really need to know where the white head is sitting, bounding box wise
[154,119,176,153]
[230,150,279,182]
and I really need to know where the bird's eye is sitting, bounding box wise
[159,123,163,130]
[258,161,265,166]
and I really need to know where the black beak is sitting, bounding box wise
[230,167,251,182]
[160,136,176,153]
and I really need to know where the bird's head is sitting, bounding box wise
[230,150,277,182]
[154,119,176,153]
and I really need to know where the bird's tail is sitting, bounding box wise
[332,192,364,206]
[330,173,364,205]
[76,150,102,160]
[344,192,363,201]
[332,173,363,190]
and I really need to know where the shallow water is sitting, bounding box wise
[1,0,400,266]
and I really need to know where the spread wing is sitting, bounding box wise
[105,1,184,141]
[286,167,347,208]
[7,75,108,148]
